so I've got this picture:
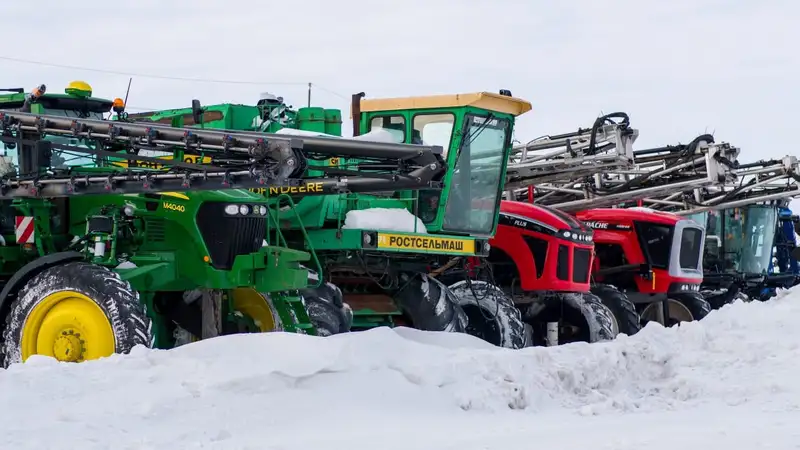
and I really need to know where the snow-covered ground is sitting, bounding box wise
[3,290,800,449]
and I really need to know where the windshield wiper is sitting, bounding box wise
[465,113,496,146]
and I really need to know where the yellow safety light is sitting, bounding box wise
[112,97,125,112]
[65,80,92,98]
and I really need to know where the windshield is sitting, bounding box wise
[635,222,673,268]
[721,206,777,274]
[442,114,509,235]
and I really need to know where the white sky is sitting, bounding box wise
[2,0,798,160]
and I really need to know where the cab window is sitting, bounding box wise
[369,115,405,142]
[412,113,454,157]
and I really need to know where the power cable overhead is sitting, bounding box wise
[0,55,351,100]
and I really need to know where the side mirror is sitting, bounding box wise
[191,99,204,125]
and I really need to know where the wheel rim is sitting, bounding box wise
[231,288,280,332]
[640,299,694,325]
[21,290,115,363]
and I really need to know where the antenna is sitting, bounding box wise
[123,77,132,106]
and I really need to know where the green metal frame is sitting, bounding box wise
[0,83,321,350]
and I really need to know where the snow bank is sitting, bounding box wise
[4,291,800,448]
[627,206,658,213]
[342,207,428,233]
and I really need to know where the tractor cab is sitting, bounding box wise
[0,81,112,119]
[0,81,116,171]
[696,205,777,275]
[690,203,797,302]
[579,207,706,297]
[351,91,532,237]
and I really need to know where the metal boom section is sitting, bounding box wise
[0,110,446,199]
[505,112,638,192]
[648,156,800,215]
[506,131,741,213]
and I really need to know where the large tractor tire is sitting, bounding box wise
[393,273,467,333]
[300,281,353,336]
[525,292,617,346]
[591,284,642,336]
[0,261,152,368]
[447,280,526,349]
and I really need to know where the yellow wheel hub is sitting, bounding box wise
[21,290,115,363]
[231,288,280,332]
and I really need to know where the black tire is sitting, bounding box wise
[525,292,616,345]
[0,261,153,368]
[393,273,467,332]
[591,284,641,336]
[671,292,712,320]
[300,280,352,336]
[447,280,526,349]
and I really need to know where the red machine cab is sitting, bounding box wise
[577,207,710,322]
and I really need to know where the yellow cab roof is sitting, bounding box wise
[353,92,532,118]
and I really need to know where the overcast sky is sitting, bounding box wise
[2,0,798,162]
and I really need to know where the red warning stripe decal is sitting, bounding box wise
[15,216,34,244]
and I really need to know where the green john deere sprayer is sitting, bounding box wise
[0,81,445,367]
[127,89,533,348]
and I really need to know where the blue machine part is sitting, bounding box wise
[773,206,799,275]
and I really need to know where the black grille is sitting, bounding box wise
[573,248,591,283]
[556,244,569,281]
[522,235,548,278]
[196,202,266,270]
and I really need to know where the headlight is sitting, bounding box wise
[224,204,239,215]
[563,231,571,238]
[259,205,267,215]
[239,204,250,215]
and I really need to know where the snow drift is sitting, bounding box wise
[342,208,428,233]
[3,289,800,448]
